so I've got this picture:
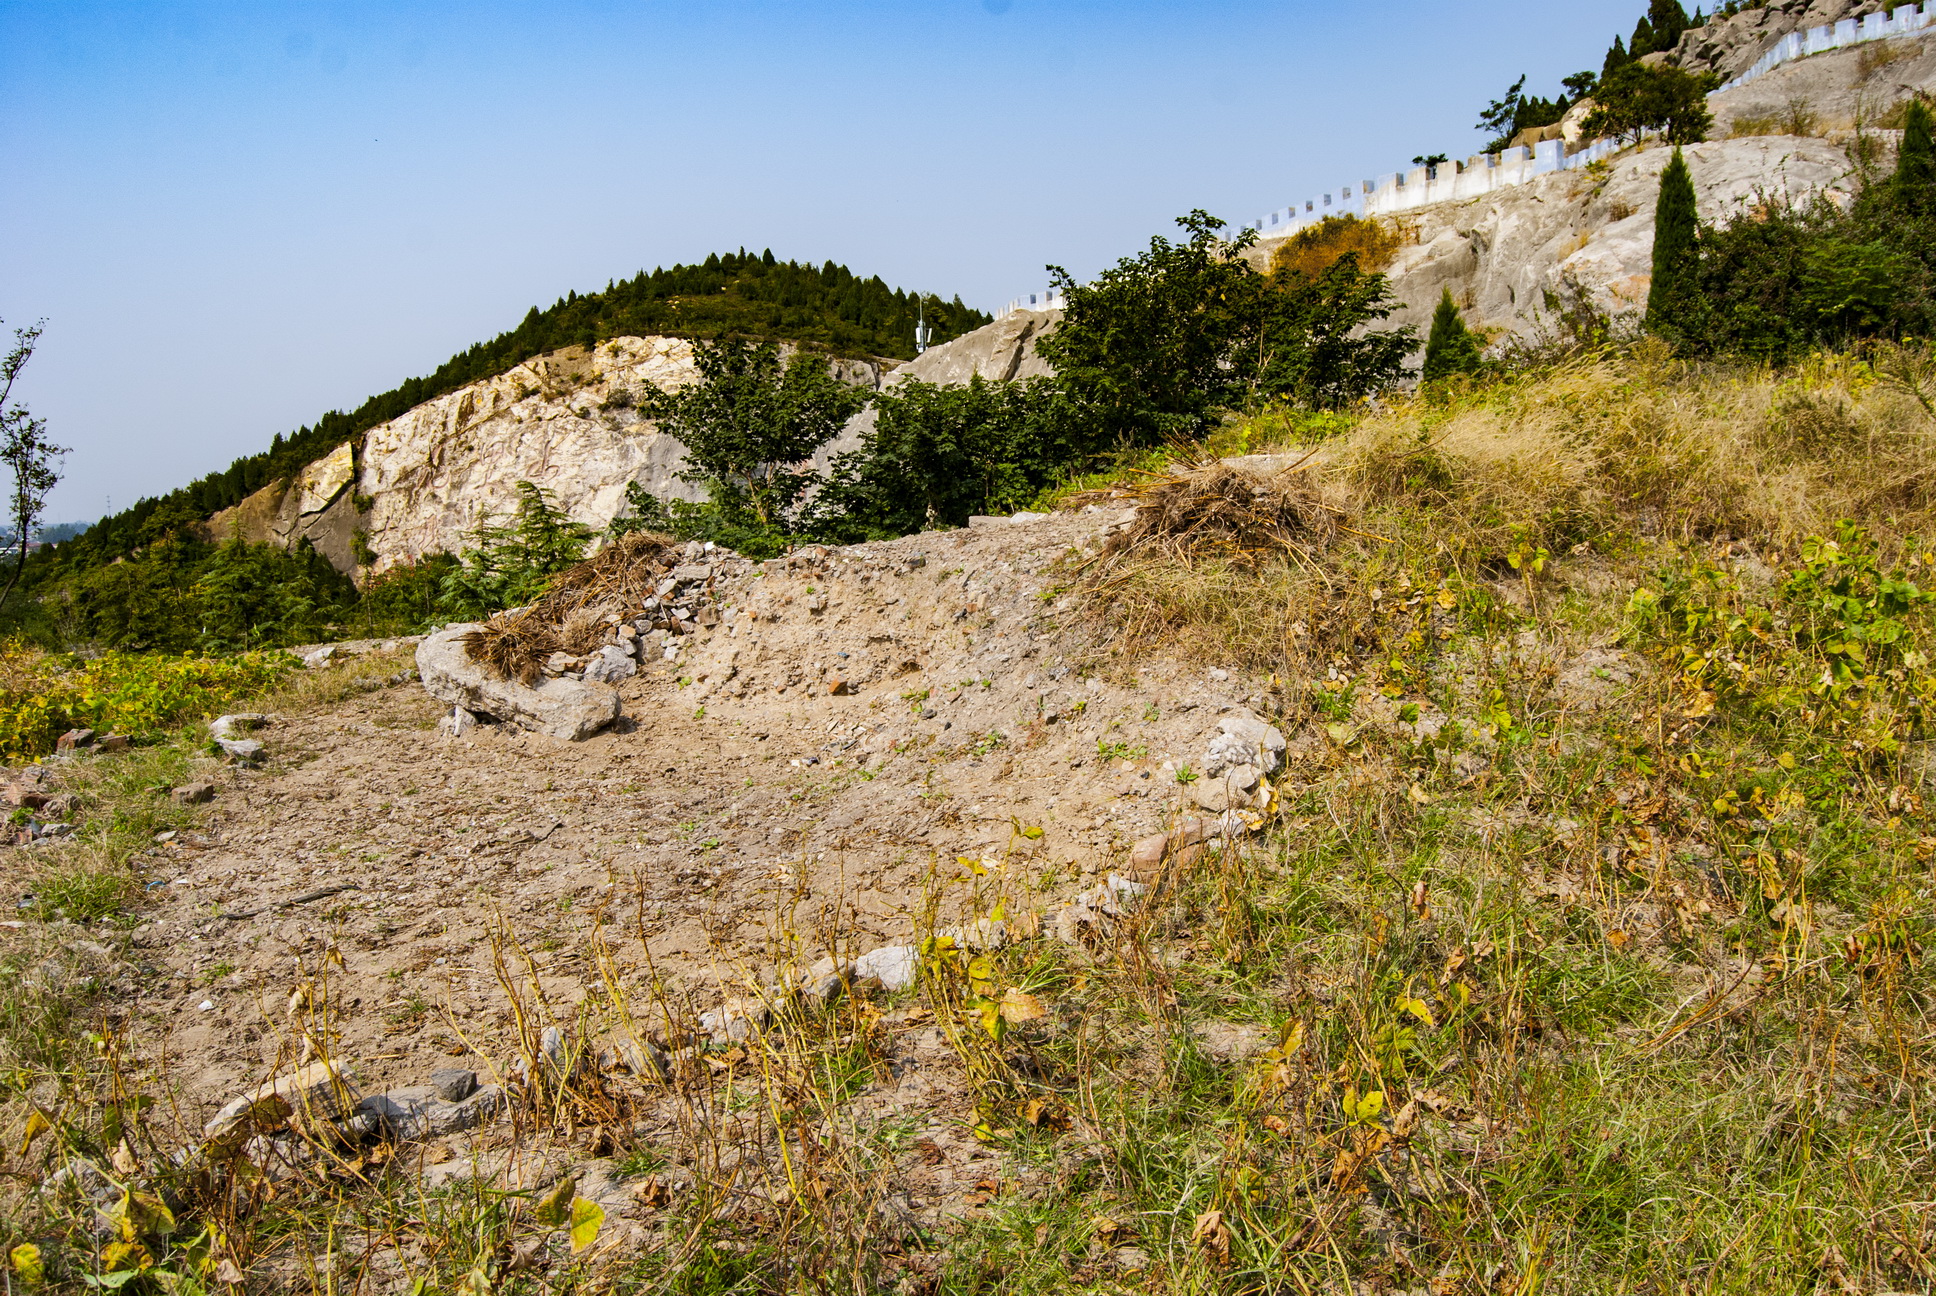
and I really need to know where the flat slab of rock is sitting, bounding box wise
[416,624,621,741]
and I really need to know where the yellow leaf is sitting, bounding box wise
[1407,782,1432,805]
[11,1243,43,1286]
[967,956,995,983]
[1323,722,1357,745]
[1020,825,1044,840]
[998,988,1048,1025]
[568,1197,605,1253]
[958,855,987,877]
[17,1109,50,1156]
[1396,995,1436,1027]
[533,1175,577,1229]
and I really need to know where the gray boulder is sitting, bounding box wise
[583,644,638,685]
[416,625,621,741]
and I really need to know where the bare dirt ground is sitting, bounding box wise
[124,506,1275,1126]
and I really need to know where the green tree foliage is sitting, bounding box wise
[1246,255,1417,411]
[1603,35,1630,81]
[640,339,870,536]
[1582,63,1715,145]
[440,482,593,618]
[1660,112,1936,360]
[1895,98,1935,214]
[1037,211,1415,448]
[807,376,1073,542]
[1476,75,1579,153]
[61,251,985,565]
[1646,149,1701,339]
[0,320,67,612]
[1421,289,1486,382]
[193,535,357,652]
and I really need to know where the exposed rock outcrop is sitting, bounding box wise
[416,624,622,741]
[203,442,363,571]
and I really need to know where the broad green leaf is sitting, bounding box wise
[569,1197,605,1253]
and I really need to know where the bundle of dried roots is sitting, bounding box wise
[462,530,679,684]
[1087,453,1346,572]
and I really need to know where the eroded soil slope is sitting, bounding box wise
[128,507,1276,1117]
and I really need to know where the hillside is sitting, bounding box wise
[9,345,1936,1289]
[1253,34,1936,348]
[64,251,988,565]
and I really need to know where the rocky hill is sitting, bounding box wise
[205,317,1057,576]
[202,27,1936,582]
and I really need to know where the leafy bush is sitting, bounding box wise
[1038,211,1415,448]
[0,643,291,761]
[808,376,1076,541]
[1268,214,1402,280]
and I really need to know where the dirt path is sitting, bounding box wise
[126,507,1276,1118]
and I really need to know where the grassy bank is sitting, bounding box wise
[1,348,1933,1292]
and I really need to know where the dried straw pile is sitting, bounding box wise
[1088,454,1345,571]
[462,530,681,684]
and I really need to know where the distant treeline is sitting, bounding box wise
[62,250,989,563]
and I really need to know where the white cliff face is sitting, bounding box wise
[1366,136,1856,344]
[358,337,701,572]
[355,336,892,573]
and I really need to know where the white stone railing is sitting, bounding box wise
[996,288,1069,318]
[993,1,1936,319]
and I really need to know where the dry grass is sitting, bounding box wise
[1268,214,1406,281]
[1087,454,1347,570]
[463,531,679,684]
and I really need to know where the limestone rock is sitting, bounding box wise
[358,1082,503,1141]
[204,1060,361,1146]
[215,737,265,764]
[853,945,919,992]
[430,1068,478,1102]
[583,644,639,685]
[416,625,621,741]
[699,996,769,1044]
[209,713,268,738]
[170,782,216,806]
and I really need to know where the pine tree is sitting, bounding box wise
[1603,35,1630,80]
[1896,98,1935,214]
[1631,16,1657,57]
[1648,0,1691,50]
[1646,148,1701,340]
[1421,289,1484,382]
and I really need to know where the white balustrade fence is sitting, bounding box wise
[995,1,1936,319]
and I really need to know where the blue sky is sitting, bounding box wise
[1,0,1638,521]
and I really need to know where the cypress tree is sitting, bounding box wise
[1421,288,1484,381]
[1896,98,1935,214]
[1647,0,1691,50]
[1603,35,1629,80]
[1631,16,1657,58]
[1646,148,1700,339]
